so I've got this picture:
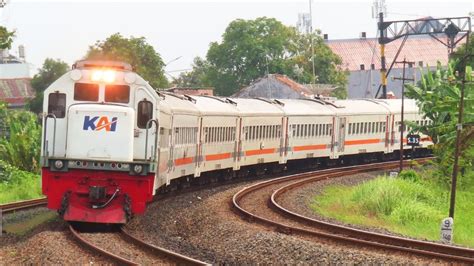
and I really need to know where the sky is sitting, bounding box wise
[1,0,473,78]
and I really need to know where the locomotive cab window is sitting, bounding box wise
[74,83,99,101]
[137,100,153,129]
[105,85,130,103]
[48,93,66,118]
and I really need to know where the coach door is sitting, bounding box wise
[134,88,158,161]
[338,117,346,153]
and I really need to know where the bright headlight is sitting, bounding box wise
[103,70,116,83]
[91,70,103,81]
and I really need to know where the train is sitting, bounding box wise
[40,60,432,224]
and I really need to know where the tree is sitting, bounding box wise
[286,31,347,98]
[28,58,69,113]
[0,26,15,50]
[405,61,474,181]
[86,33,168,89]
[185,17,347,97]
[205,17,297,96]
[174,57,212,87]
[451,33,474,72]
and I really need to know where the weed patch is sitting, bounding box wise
[311,169,474,247]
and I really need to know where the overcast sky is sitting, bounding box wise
[1,0,473,78]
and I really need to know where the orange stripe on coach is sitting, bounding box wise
[345,138,381,145]
[293,144,327,151]
[206,152,232,161]
[245,148,275,156]
[174,157,193,166]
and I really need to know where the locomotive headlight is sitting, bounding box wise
[54,160,64,169]
[103,70,116,83]
[133,165,143,174]
[91,70,103,81]
[91,69,116,83]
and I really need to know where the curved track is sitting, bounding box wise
[69,224,209,265]
[232,158,474,263]
[0,198,48,214]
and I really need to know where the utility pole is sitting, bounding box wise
[378,12,388,99]
[309,0,316,84]
[393,58,414,173]
[449,45,473,219]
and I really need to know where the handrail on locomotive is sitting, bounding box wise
[145,118,159,161]
[42,113,57,163]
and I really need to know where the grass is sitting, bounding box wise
[0,160,42,204]
[311,169,474,247]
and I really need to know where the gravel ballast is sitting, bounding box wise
[0,219,110,264]
[126,175,445,264]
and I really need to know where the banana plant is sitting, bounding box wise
[405,60,474,175]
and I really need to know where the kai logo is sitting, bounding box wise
[83,116,118,132]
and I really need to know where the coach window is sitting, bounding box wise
[105,85,130,103]
[137,100,153,129]
[74,83,99,101]
[48,93,66,118]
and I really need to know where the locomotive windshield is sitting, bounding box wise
[105,85,130,103]
[74,83,99,101]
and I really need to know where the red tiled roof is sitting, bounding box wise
[0,78,35,106]
[273,74,313,95]
[327,36,449,71]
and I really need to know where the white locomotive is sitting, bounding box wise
[41,60,432,223]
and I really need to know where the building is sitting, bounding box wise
[326,34,449,99]
[165,87,214,96]
[0,46,34,108]
[232,74,336,99]
[323,17,455,99]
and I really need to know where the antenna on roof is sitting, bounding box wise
[372,0,387,19]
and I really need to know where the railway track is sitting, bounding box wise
[232,158,474,263]
[68,224,209,265]
[0,198,48,214]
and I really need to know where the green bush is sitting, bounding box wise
[0,103,41,173]
[398,169,420,183]
[351,177,438,216]
[390,199,443,225]
[352,177,402,215]
[0,160,42,203]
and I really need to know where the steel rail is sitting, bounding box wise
[68,225,137,265]
[69,224,209,265]
[120,227,209,266]
[232,158,474,263]
[270,168,474,262]
[0,198,48,214]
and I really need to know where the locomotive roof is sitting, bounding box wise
[229,98,284,116]
[275,99,336,116]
